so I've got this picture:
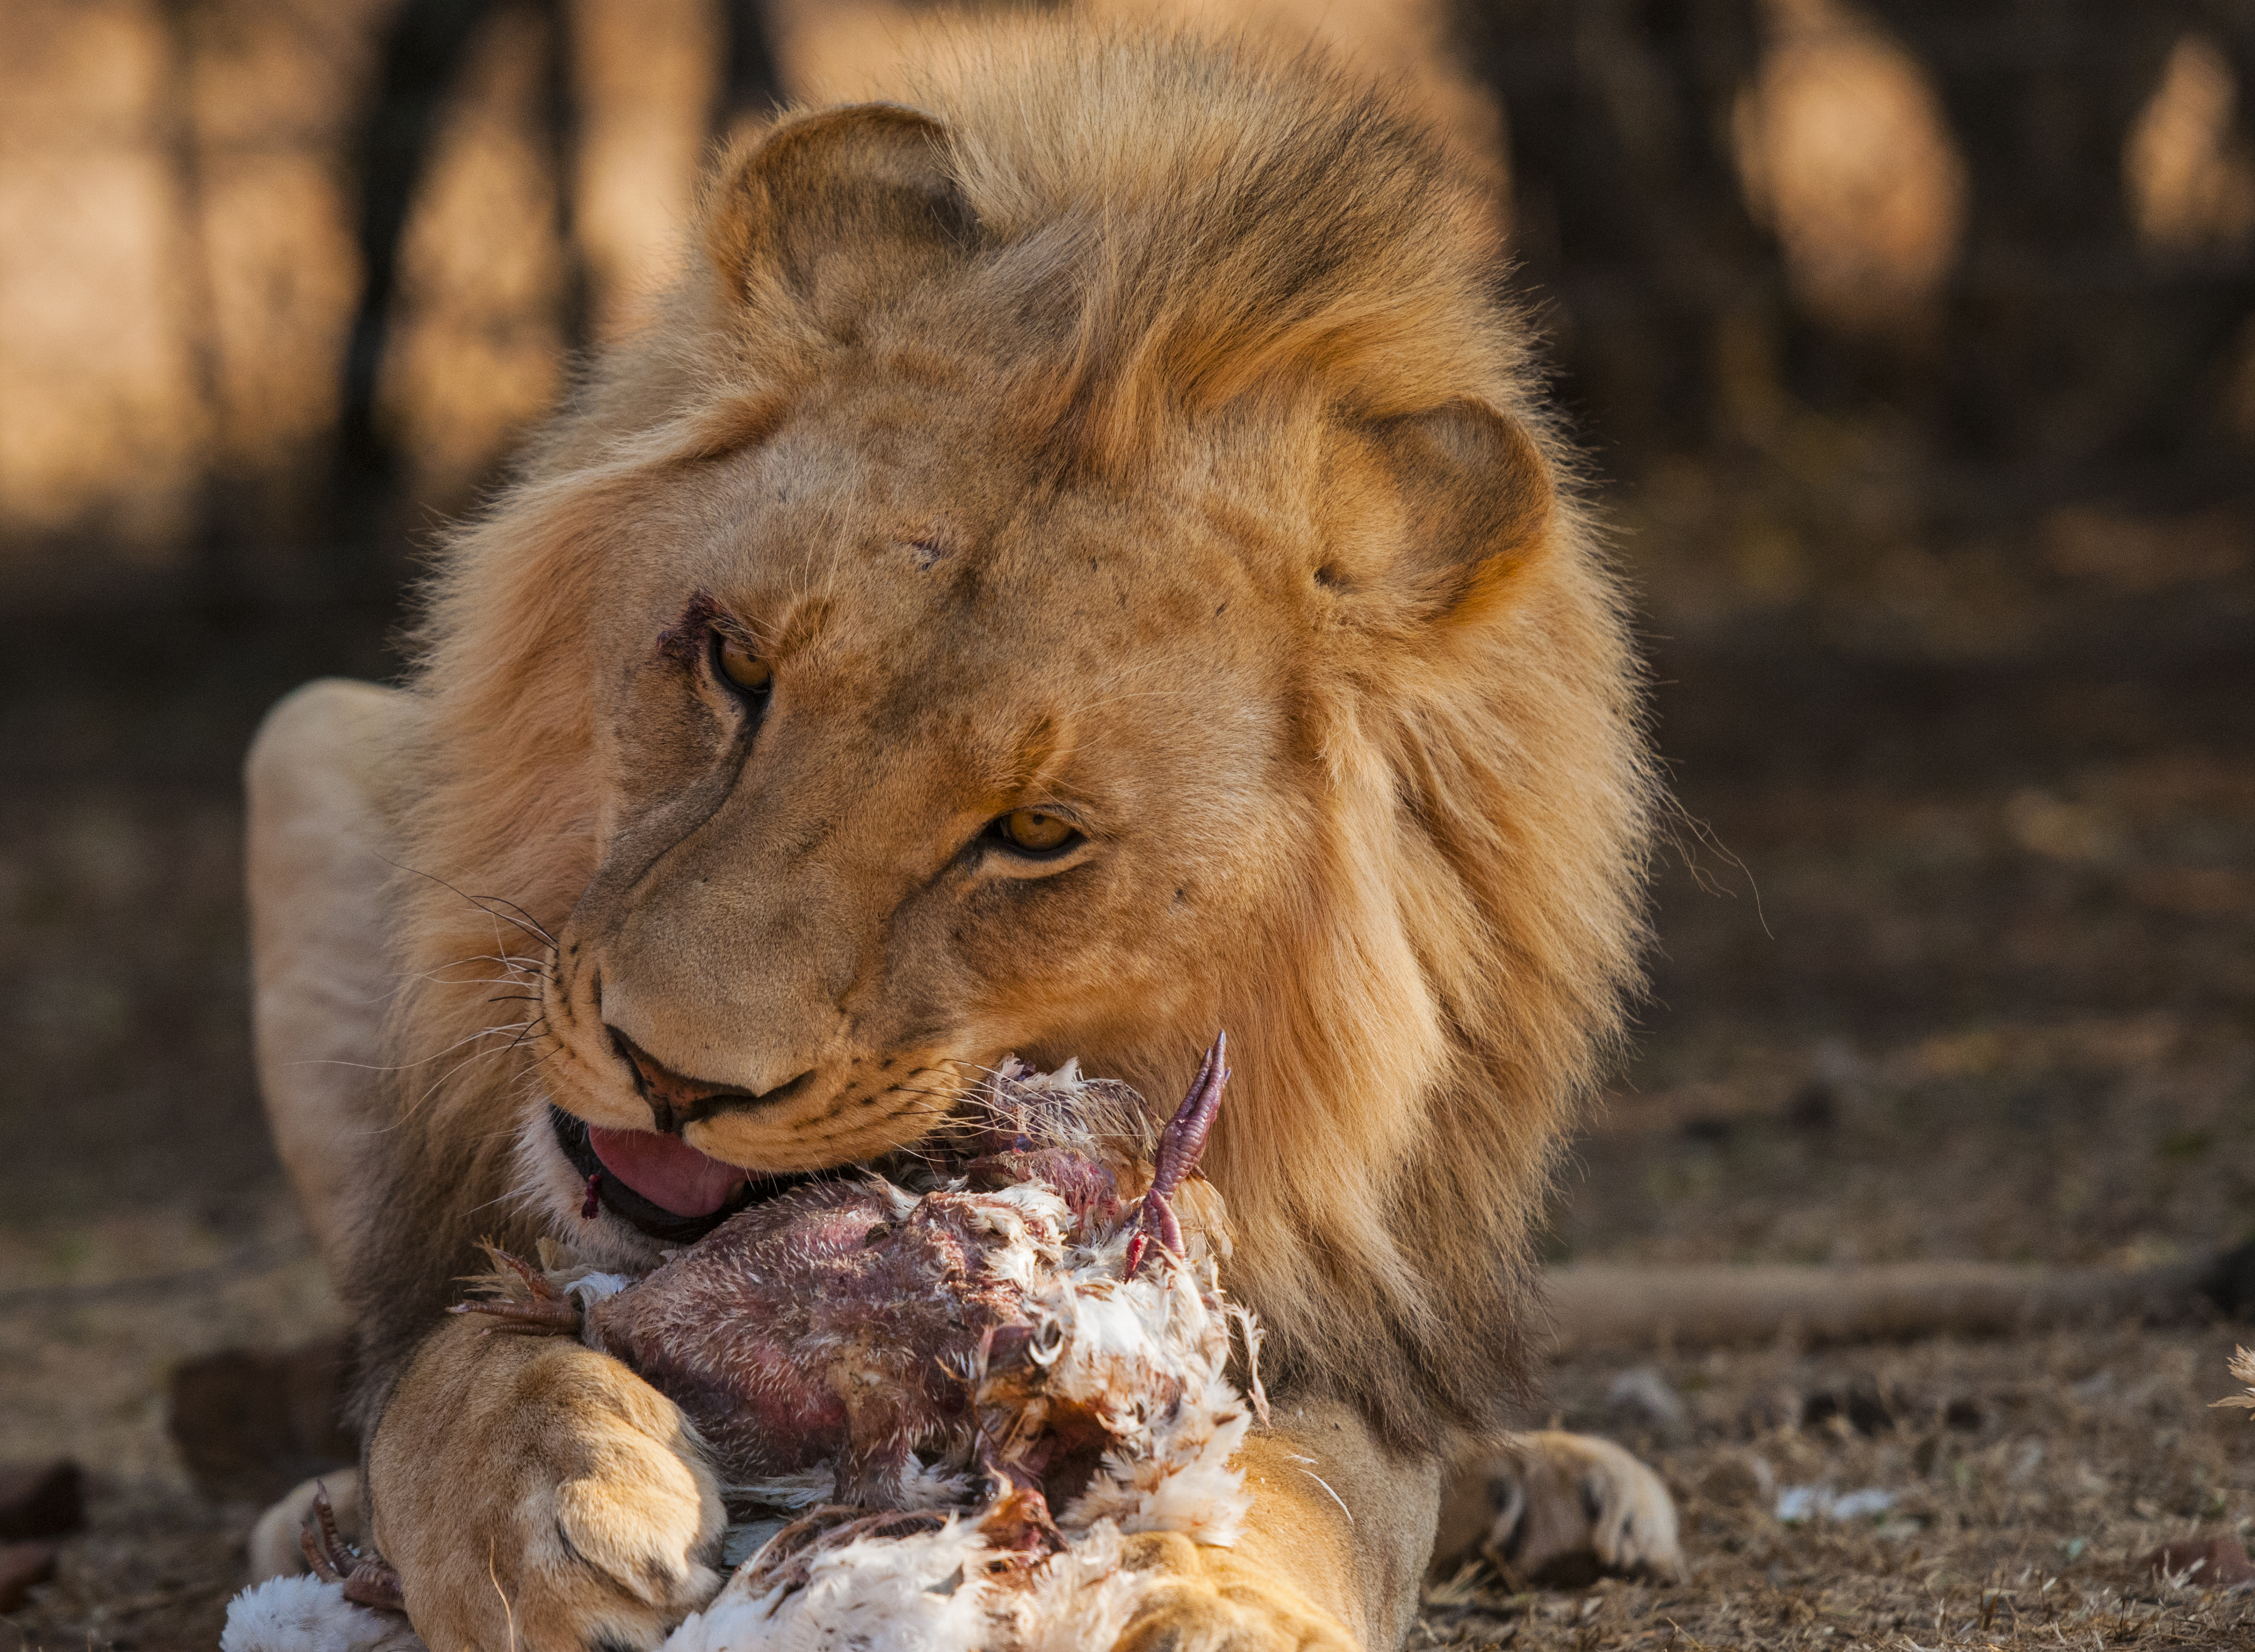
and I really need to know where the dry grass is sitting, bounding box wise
[1412,1325,2255,1650]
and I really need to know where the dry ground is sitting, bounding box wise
[1419,1325,2255,1650]
[2,505,2250,1650]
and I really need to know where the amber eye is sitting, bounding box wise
[998,808,1075,853]
[713,633,772,694]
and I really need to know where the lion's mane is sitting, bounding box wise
[356,26,1653,1454]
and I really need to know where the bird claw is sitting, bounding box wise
[1145,1188,1184,1255]
[1124,1031,1227,1277]
[448,1245,586,1333]
[301,1481,407,1614]
[1152,1031,1227,1202]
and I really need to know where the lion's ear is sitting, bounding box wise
[1365,398,1556,621]
[703,104,976,334]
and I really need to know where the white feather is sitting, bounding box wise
[220,1576,424,1652]
[235,1062,1261,1652]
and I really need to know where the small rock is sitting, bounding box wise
[0,1460,83,1541]
[1776,1484,1896,1524]
[2196,1240,2255,1319]
[1605,1366,1688,1439]
[1738,1387,1800,1434]
[1912,1432,1941,1476]
[2069,1370,2115,1403]
[1696,1455,1771,1508]
[1789,1039,1861,1131]
[1829,1487,1898,1520]
[1801,1382,1895,1437]
[2144,1536,2255,1591]
[0,1541,58,1612]
[168,1337,360,1504]
[1782,1078,1836,1132]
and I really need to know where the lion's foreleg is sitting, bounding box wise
[1116,1396,1440,1652]
[245,677,420,1274]
[1433,1430,1682,1590]
[369,1313,724,1652]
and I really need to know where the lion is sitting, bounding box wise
[243,27,1681,1651]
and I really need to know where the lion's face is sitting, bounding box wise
[391,68,1648,1441]
[539,367,1341,1181]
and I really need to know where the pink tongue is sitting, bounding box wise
[588,1126,749,1218]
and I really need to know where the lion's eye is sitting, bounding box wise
[713,633,772,695]
[997,809,1076,854]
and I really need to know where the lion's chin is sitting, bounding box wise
[545,1104,829,1245]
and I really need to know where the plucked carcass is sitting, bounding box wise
[224,1036,1269,1652]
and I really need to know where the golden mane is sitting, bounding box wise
[360,26,1654,1453]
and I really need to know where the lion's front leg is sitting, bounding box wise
[1433,1430,1683,1589]
[1114,1397,1440,1652]
[369,1314,725,1652]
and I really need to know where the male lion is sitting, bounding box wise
[246,28,1672,1651]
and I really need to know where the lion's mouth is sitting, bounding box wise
[547,1104,825,1244]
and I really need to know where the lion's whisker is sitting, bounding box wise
[448,952,551,976]
[304,1017,545,1079]
[467,893,558,947]
[415,959,552,988]
[375,853,559,954]
[405,1020,560,1110]
[498,1021,552,1059]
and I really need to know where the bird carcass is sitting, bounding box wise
[229,1035,1268,1652]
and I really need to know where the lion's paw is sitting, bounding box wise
[370,1318,724,1652]
[1112,1531,1358,1652]
[1437,1430,1682,1588]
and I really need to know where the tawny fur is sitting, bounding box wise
[350,22,1651,1478]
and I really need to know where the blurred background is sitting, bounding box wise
[1,0,2250,1643]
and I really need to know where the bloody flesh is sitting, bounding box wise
[458,1035,1232,1514]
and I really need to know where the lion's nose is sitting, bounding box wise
[608,1028,813,1131]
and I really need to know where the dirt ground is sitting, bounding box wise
[1423,1323,2255,1650]
[2,497,2250,1650]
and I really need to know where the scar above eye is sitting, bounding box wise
[656,590,722,665]
[896,523,963,571]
